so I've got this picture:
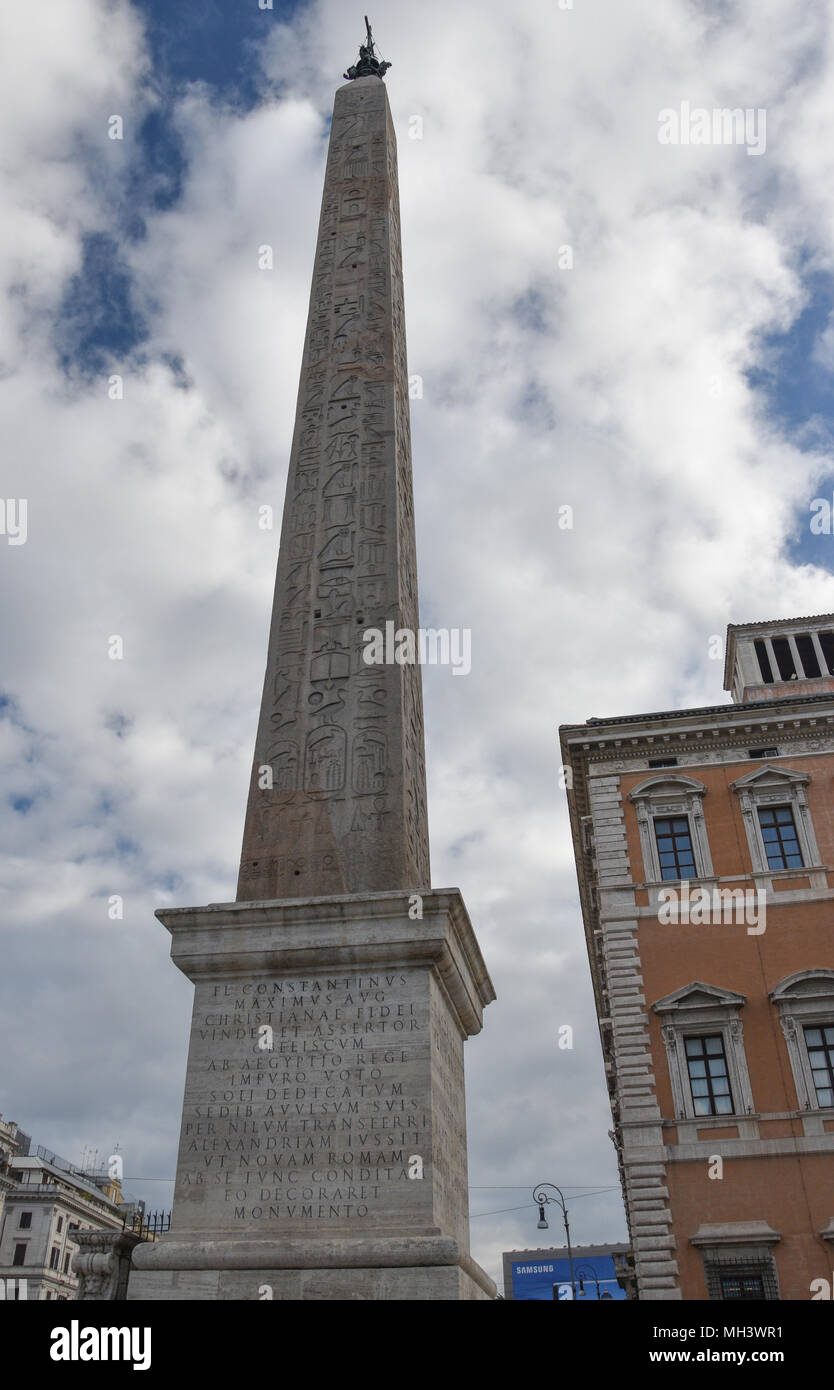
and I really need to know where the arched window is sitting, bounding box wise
[770,971,834,1110]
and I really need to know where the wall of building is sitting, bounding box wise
[667,1155,834,1299]
[563,670,834,1301]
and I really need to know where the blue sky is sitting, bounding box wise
[5,0,834,1294]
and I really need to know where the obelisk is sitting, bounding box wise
[129,21,495,1301]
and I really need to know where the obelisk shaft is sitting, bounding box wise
[237,76,430,902]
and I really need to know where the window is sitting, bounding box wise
[49,1246,60,1270]
[770,971,834,1111]
[629,775,713,885]
[771,637,797,681]
[653,982,754,1120]
[732,766,820,877]
[748,748,778,759]
[755,628,834,681]
[754,640,774,683]
[648,757,678,768]
[720,1273,764,1300]
[692,1222,781,1301]
[804,1024,834,1107]
[19,1212,32,1229]
[685,1035,734,1116]
[12,1244,26,1266]
[56,1216,63,1233]
[820,630,834,674]
[757,806,803,870]
[63,1252,71,1274]
[796,634,822,678]
[654,816,697,880]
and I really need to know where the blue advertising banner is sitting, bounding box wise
[511,1254,626,1300]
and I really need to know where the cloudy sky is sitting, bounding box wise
[3,0,834,1296]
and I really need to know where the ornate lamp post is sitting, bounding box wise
[574,1262,600,1299]
[532,1182,576,1300]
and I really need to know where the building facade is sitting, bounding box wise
[560,614,834,1301]
[0,1115,22,1237]
[0,1150,126,1300]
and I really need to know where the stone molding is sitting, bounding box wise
[131,1235,497,1299]
[157,888,495,1040]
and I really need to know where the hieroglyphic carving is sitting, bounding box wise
[237,77,430,901]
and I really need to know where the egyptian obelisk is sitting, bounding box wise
[129,21,495,1301]
[235,25,430,905]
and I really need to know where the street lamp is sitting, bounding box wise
[532,1183,576,1300]
[574,1262,601,1299]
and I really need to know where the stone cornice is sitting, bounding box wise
[156,888,495,1039]
[561,703,834,756]
[690,1220,781,1248]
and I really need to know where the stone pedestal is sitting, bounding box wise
[129,889,495,1300]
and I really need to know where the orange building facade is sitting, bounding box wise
[560,614,834,1300]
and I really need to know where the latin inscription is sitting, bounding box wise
[175,972,433,1230]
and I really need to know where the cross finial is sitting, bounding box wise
[343,15,391,81]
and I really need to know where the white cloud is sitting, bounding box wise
[3,0,834,1290]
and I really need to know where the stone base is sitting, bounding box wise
[136,890,496,1302]
[127,1235,495,1301]
[129,1265,491,1301]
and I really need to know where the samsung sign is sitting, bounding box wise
[510,1254,626,1301]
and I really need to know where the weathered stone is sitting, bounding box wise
[129,892,495,1300]
[235,76,430,904]
[130,57,494,1302]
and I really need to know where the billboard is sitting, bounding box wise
[510,1252,627,1301]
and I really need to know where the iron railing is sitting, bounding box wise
[123,1209,171,1240]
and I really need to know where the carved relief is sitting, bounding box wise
[353,731,387,793]
[237,74,430,900]
[269,740,299,792]
[305,725,346,792]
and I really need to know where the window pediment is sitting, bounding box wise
[629,774,708,803]
[770,970,834,1006]
[653,982,746,1016]
[731,765,809,794]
